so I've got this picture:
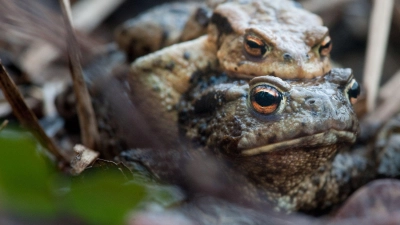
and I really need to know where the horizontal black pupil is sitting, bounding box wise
[348,81,360,98]
[246,40,267,55]
[254,91,280,106]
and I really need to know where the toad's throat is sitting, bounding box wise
[241,129,356,156]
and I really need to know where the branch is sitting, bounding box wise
[59,0,100,150]
[0,63,67,164]
[363,0,394,112]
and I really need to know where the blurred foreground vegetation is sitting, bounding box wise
[0,127,172,225]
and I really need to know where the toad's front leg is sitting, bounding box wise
[115,2,210,61]
[280,146,376,212]
[118,36,218,148]
[375,114,400,177]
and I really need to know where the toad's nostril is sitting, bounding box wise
[283,53,293,61]
[305,98,319,106]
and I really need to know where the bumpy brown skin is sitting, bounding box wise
[121,0,332,148]
[125,37,219,148]
[93,0,397,214]
[91,52,397,213]
[208,0,331,79]
[117,0,331,77]
[88,54,400,212]
[177,68,371,211]
[116,0,333,148]
[375,114,400,177]
[115,2,208,61]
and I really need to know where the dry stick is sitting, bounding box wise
[363,0,394,113]
[17,0,125,82]
[59,0,99,150]
[71,0,125,32]
[364,69,400,125]
[302,0,355,13]
[364,93,400,125]
[0,64,66,163]
[0,120,8,132]
[379,69,400,100]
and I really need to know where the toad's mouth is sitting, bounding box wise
[241,129,356,156]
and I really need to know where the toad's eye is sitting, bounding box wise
[346,79,360,104]
[319,36,332,56]
[250,85,282,114]
[244,35,268,58]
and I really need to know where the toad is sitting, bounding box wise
[117,68,399,213]
[116,0,332,78]
[116,0,333,148]
[83,0,397,214]
[176,68,365,211]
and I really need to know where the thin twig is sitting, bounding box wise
[59,0,99,150]
[0,64,66,164]
[5,0,125,82]
[379,70,400,100]
[364,69,400,125]
[363,95,400,126]
[71,0,125,32]
[363,0,394,112]
[302,0,355,13]
[0,120,8,132]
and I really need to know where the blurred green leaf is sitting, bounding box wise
[0,128,57,217]
[0,128,177,225]
[66,171,147,225]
